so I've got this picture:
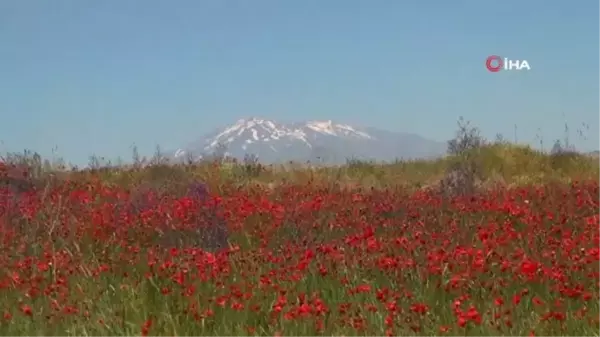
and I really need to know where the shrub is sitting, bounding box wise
[440,117,486,197]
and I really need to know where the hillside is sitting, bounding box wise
[22,143,594,193]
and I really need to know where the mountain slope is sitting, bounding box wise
[173,117,446,164]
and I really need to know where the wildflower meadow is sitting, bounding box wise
[0,134,598,336]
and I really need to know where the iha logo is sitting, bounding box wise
[485,55,531,72]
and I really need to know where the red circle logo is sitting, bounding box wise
[486,55,503,72]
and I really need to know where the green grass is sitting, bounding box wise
[57,143,598,192]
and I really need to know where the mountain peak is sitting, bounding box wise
[237,117,269,124]
[173,117,447,163]
[304,120,368,138]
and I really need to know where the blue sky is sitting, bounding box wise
[0,0,598,166]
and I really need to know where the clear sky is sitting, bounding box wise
[0,0,598,166]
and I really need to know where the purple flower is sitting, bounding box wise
[187,182,209,200]
[186,181,228,251]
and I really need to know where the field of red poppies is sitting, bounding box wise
[0,159,598,336]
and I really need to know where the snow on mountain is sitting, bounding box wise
[172,117,446,164]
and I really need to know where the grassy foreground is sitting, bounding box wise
[0,144,598,336]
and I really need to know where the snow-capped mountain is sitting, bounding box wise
[172,117,447,164]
